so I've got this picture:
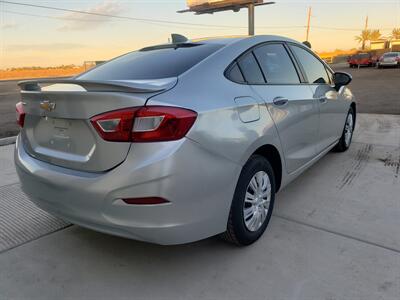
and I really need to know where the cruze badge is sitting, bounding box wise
[40,100,56,112]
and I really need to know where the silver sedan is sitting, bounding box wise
[377,52,400,68]
[15,35,356,246]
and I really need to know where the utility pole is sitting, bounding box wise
[362,15,368,50]
[305,6,312,42]
[248,2,255,36]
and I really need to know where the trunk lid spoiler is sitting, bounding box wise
[18,77,178,94]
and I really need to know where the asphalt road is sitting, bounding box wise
[0,80,21,138]
[0,66,399,138]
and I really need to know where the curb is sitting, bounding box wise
[0,136,17,146]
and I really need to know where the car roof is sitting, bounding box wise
[139,35,303,54]
[191,35,299,45]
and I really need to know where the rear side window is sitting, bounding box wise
[237,53,265,84]
[290,45,330,84]
[78,43,223,80]
[226,63,245,83]
[253,44,300,84]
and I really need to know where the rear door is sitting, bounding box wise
[289,44,348,153]
[245,43,319,173]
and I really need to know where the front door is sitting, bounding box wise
[289,44,348,153]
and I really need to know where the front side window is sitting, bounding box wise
[290,45,330,84]
[237,53,265,84]
[253,44,300,84]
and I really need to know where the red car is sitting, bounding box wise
[348,53,378,68]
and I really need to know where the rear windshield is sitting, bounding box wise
[78,43,223,81]
[383,53,398,57]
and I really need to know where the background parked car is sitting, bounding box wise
[377,52,400,68]
[348,53,378,68]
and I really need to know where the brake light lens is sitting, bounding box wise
[16,102,26,128]
[90,106,197,142]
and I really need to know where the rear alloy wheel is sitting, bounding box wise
[333,107,355,152]
[221,155,275,246]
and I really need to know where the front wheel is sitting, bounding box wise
[333,107,355,152]
[221,155,275,246]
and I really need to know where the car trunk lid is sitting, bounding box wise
[18,78,177,172]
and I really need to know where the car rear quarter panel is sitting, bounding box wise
[146,38,285,170]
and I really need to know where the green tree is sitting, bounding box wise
[354,29,371,50]
[391,28,400,39]
[370,29,382,41]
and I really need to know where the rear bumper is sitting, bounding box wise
[378,62,399,66]
[15,135,240,245]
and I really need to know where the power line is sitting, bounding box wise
[2,10,107,22]
[1,9,241,31]
[0,0,247,29]
[0,0,306,30]
[313,26,395,31]
[1,1,394,32]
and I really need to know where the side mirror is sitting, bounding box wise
[333,72,352,91]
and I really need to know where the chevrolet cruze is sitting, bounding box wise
[15,35,356,245]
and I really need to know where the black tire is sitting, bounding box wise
[333,107,355,152]
[221,155,276,246]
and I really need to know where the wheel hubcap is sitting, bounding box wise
[344,113,354,147]
[243,171,271,232]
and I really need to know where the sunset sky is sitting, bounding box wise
[1,0,400,68]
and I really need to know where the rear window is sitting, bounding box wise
[78,43,223,80]
[356,54,369,59]
[384,53,398,57]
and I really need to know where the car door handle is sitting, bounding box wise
[273,97,289,106]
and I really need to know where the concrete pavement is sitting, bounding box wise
[0,114,399,299]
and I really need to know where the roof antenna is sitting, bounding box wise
[303,41,312,49]
[171,34,188,44]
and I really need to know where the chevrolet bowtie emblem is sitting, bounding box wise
[40,100,56,112]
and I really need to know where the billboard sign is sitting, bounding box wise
[186,0,264,13]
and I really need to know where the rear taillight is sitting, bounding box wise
[91,108,138,142]
[132,106,197,142]
[90,106,197,142]
[16,102,25,128]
